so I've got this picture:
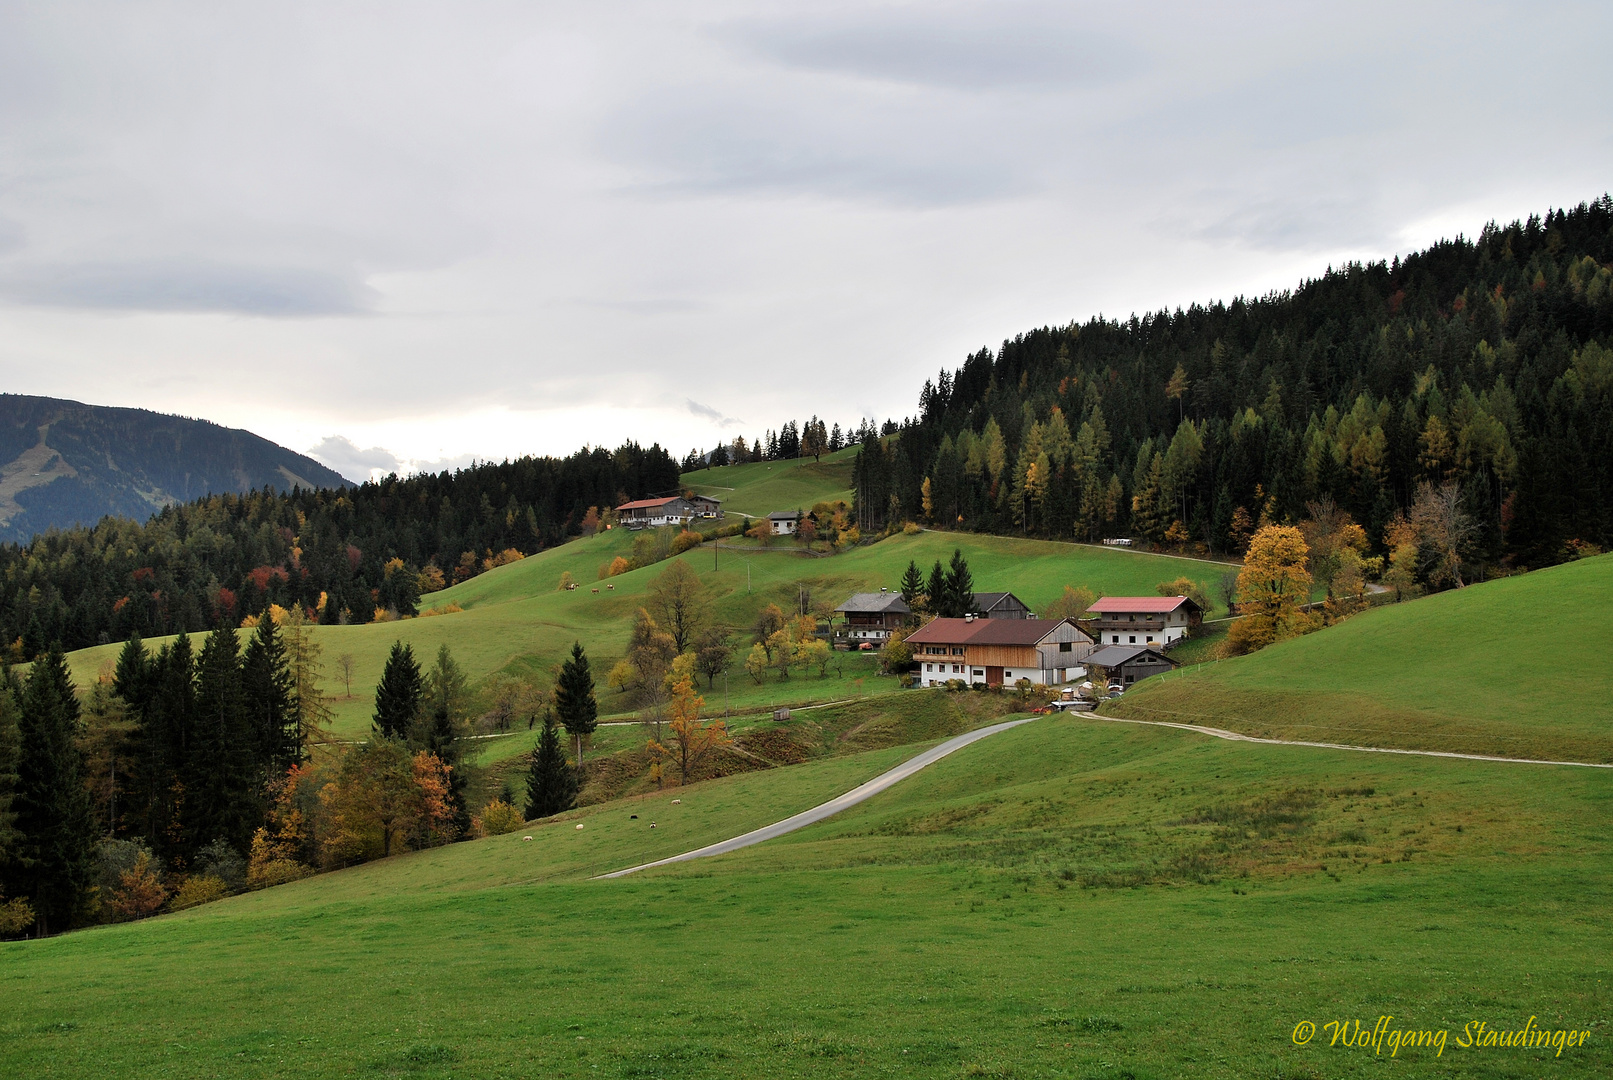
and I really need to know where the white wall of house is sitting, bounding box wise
[770,518,797,535]
[1101,624,1187,647]
[918,663,1083,688]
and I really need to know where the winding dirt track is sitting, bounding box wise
[593,709,1610,880]
[1087,712,1613,769]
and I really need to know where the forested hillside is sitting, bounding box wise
[0,443,678,654]
[852,198,1613,575]
[0,395,350,542]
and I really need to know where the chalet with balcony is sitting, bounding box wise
[1086,596,1203,647]
[907,616,1094,688]
[833,591,911,644]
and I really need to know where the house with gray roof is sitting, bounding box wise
[833,591,911,643]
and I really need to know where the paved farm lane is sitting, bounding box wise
[596,716,1038,878]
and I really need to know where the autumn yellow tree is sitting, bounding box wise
[1226,525,1314,655]
[648,675,730,785]
[1041,585,1097,620]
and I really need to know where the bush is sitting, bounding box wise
[670,530,704,556]
[902,521,921,535]
[477,799,527,837]
[194,839,247,891]
[170,875,230,912]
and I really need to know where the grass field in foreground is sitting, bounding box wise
[3,716,1609,1079]
[62,526,1228,741]
[1106,553,1613,763]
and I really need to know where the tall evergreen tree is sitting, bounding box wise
[13,647,97,935]
[945,549,974,617]
[191,626,255,853]
[372,640,424,740]
[240,616,296,779]
[899,560,923,606]
[524,711,577,820]
[140,634,198,865]
[553,642,598,765]
[414,645,471,835]
[924,560,946,615]
[0,673,21,877]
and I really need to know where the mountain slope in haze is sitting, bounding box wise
[0,394,349,541]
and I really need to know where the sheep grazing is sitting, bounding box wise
[575,823,585,830]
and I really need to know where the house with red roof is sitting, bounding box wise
[1086,595,1203,647]
[906,616,1094,688]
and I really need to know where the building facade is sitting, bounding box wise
[833,592,912,643]
[907,617,1095,688]
[1082,644,1179,689]
[1086,596,1203,647]
[615,495,723,529]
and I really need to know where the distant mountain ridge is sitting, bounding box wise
[0,394,350,541]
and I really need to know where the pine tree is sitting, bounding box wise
[899,560,923,605]
[13,647,97,935]
[191,626,255,854]
[945,549,974,617]
[0,675,21,873]
[371,641,423,740]
[553,642,598,765]
[241,616,296,780]
[524,711,576,820]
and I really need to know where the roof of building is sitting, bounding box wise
[906,617,1086,647]
[1086,595,1201,615]
[1083,644,1180,668]
[767,510,801,520]
[835,592,912,614]
[972,591,1029,612]
[616,496,682,511]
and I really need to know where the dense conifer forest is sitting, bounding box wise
[0,444,679,655]
[850,199,1613,576]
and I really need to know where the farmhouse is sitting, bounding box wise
[1082,644,1179,689]
[907,616,1094,688]
[834,591,911,643]
[1087,595,1203,647]
[615,495,722,529]
[767,510,801,535]
[971,591,1032,619]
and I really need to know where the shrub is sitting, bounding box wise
[670,530,704,556]
[477,800,527,837]
[902,521,921,535]
[482,548,525,571]
[0,891,33,935]
[170,875,230,912]
[557,571,575,591]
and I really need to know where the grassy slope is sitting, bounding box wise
[1108,553,1613,762]
[64,523,1227,740]
[679,447,858,519]
[5,716,1609,1078]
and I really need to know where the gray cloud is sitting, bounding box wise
[0,259,376,316]
[718,5,1141,91]
[306,436,400,484]
[686,398,743,427]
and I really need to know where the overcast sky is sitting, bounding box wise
[1,2,1609,482]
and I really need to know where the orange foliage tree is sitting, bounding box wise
[1226,525,1314,655]
[648,675,731,785]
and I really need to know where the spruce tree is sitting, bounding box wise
[924,560,946,616]
[145,635,197,865]
[372,640,424,740]
[241,616,296,779]
[525,711,576,820]
[553,642,597,765]
[192,626,254,854]
[414,646,471,835]
[0,674,21,877]
[945,549,974,617]
[14,647,96,935]
[899,560,923,606]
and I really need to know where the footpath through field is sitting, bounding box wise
[1086,712,1613,768]
[596,716,1037,878]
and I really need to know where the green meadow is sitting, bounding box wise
[61,516,1229,743]
[679,447,858,519]
[1108,553,1613,763]
[4,712,1608,1079]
